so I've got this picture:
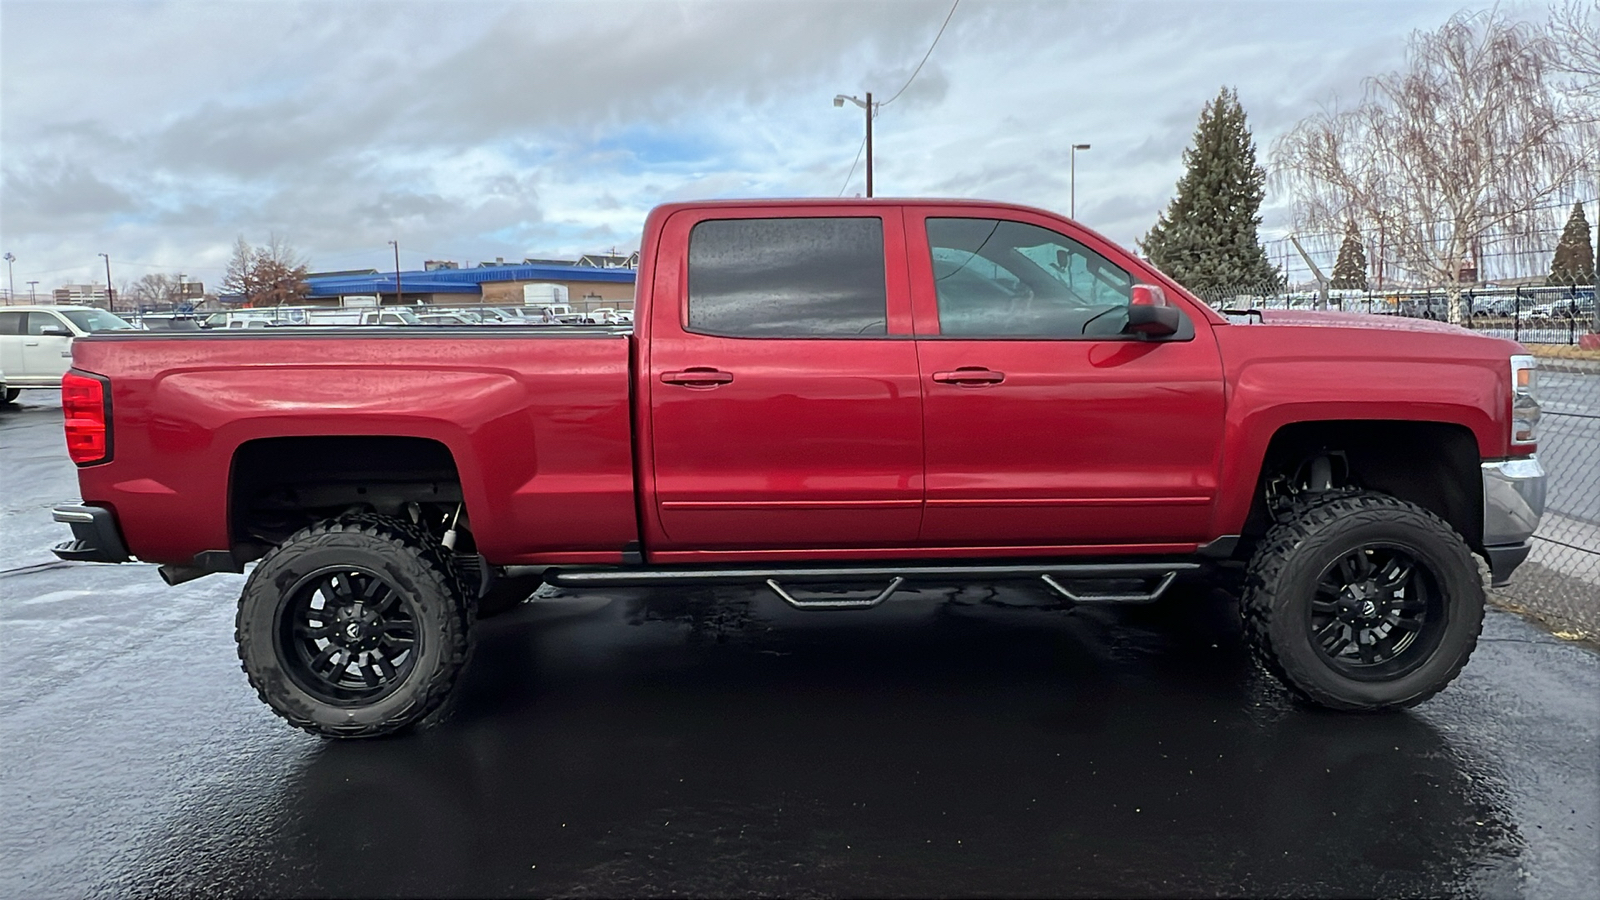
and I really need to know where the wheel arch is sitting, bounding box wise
[228,434,473,563]
[1232,419,1484,555]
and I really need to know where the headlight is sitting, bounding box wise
[1510,354,1539,446]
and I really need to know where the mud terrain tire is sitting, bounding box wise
[236,517,472,738]
[1242,492,1484,710]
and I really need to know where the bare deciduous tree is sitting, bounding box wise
[1548,1,1600,92]
[1272,8,1594,322]
[222,234,310,307]
[128,273,180,307]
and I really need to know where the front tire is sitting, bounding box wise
[236,517,472,738]
[1242,492,1484,710]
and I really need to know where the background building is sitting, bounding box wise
[303,260,636,313]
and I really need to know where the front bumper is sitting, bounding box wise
[1481,456,1545,586]
[51,503,132,563]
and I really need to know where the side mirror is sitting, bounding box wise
[1123,284,1181,337]
[39,325,72,337]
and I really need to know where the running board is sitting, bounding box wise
[543,561,1201,610]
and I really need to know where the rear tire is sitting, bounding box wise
[1,388,18,404]
[236,517,472,738]
[1242,492,1484,710]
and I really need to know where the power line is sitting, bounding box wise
[880,0,961,107]
[838,134,868,197]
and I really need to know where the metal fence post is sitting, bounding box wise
[1514,286,1521,342]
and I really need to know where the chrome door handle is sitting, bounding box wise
[932,367,1005,385]
[661,368,734,387]
[24,340,40,347]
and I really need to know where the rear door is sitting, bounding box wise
[0,311,23,377]
[907,206,1226,549]
[645,206,924,551]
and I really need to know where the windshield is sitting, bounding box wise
[61,309,135,333]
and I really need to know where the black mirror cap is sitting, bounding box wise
[1123,303,1181,337]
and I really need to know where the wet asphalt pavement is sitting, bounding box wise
[3,391,1598,898]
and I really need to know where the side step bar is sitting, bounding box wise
[544,561,1202,611]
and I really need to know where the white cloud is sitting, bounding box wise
[1,0,1469,291]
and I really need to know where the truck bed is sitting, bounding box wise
[69,327,639,566]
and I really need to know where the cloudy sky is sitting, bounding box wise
[1,0,1488,294]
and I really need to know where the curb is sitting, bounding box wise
[1537,359,1600,375]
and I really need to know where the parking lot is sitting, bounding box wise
[2,389,1597,898]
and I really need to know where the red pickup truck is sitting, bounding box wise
[53,199,1546,738]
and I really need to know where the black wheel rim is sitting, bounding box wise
[1309,543,1445,680]
[276,565,421,705]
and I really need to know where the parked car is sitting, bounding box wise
[52,197,1543,738]
[0,305,135,392]
[137,314,203,332]
[302,308,424,326]
[202,311,281,329]
[417,312,477,326]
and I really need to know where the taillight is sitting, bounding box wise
[62,371,112,465]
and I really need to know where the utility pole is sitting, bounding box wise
[865,91,873,198]
[98,253,114,312]
[833,93,878,197]
[27,281,38,302]
[3,252,13,303]
[1592,197,1599,338]
[1070,144,1090,219]
[388,240,402,305]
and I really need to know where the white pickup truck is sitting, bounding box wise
[0,306,135,397]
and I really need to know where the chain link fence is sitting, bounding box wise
[1188,283,1598,344]
[1493,364,1600,640]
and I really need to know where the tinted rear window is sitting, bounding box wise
[687,217,887,337]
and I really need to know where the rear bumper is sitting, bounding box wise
[51,504,132,563]
[1481,456,1545,586]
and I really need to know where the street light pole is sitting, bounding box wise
[1070,143,1091,219]
[388,240,402,305]
[865,91,873,198]
[833,93,878,197]
[3,252,14,303]
[98,253,114,312]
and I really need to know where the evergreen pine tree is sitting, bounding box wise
[1139,87,1279,294]
[1330,222,1369,290]
[1547,202,1595,287]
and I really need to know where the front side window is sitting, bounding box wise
[688,217,887,337]
[60,309,133,333]
[926,218,1132,337]
[27,312,72,335]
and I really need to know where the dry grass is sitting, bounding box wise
[1527,344,1600,361]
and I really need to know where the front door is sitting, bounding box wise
[646,207,924,552]
[21,312,75,384]
[907,208,1226,549]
